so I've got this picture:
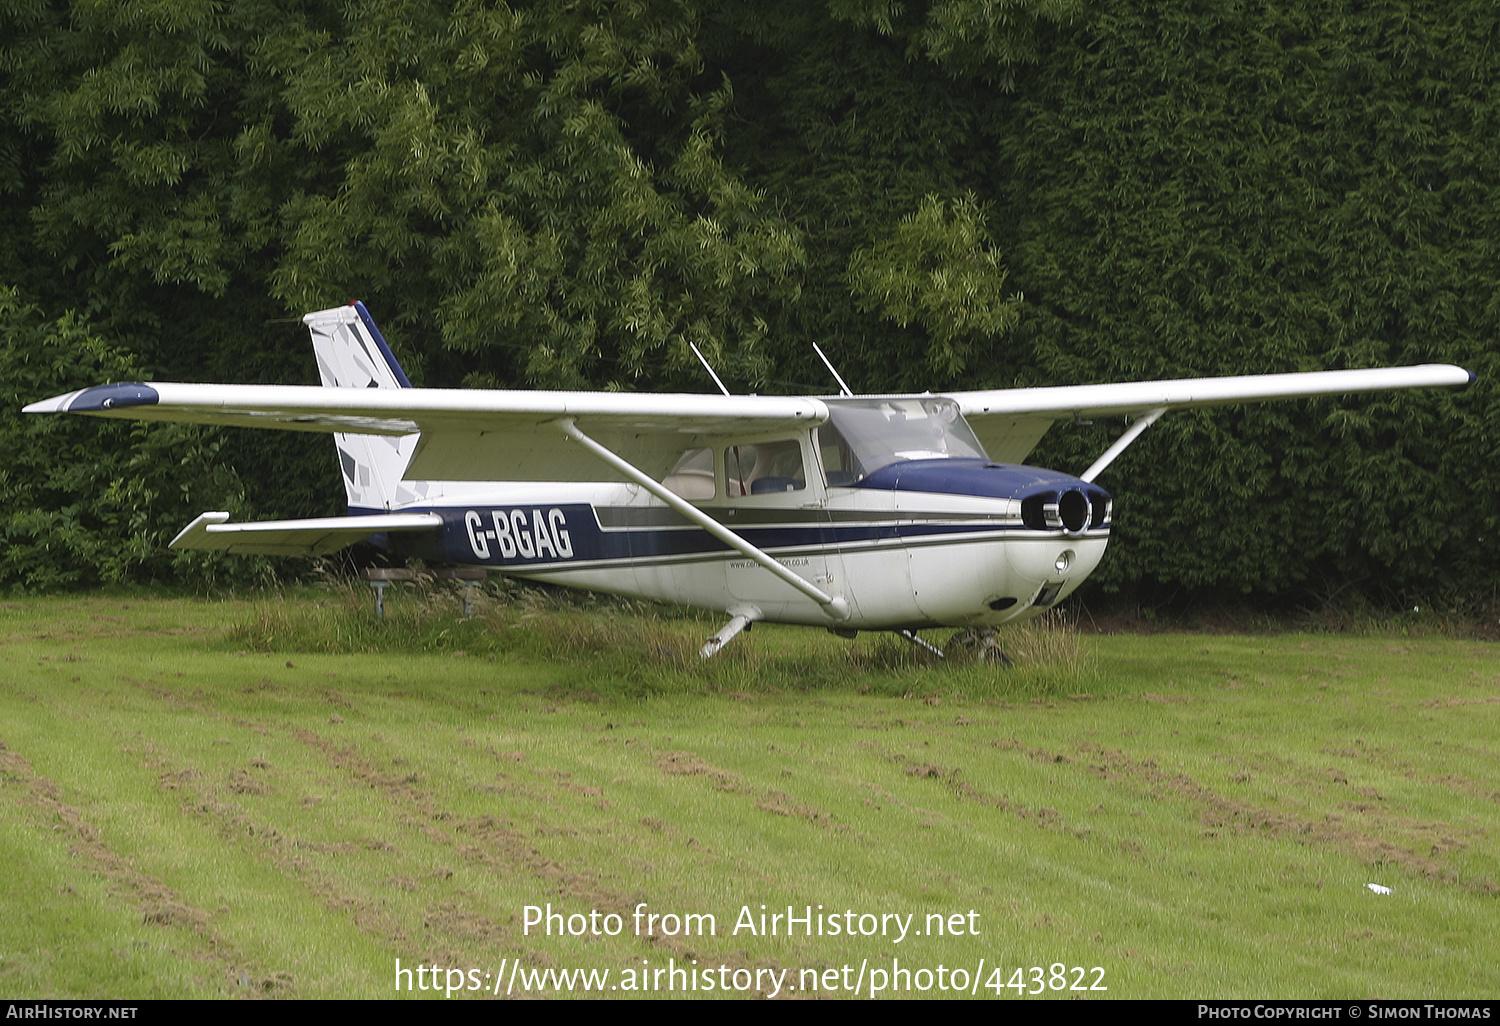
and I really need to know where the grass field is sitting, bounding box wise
[0,588,1495,999]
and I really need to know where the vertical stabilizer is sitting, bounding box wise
[303,303,443,511]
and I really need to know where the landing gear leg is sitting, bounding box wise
[700,608,761,659]
[947,627,1014,666]
[897,629,946,659]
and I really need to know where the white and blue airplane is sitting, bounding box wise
[26,302,1474,657]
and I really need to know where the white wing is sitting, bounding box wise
[943,365,1474,466]
[26,364,1471,481]
[24,384,829,483]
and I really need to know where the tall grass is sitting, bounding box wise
[225,577,1098,699]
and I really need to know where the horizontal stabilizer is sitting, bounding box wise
[170,511,443,556]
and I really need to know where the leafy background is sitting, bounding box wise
[0,0,1493,607]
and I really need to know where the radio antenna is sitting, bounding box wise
[689,342,731,396]
[813,343,854,397]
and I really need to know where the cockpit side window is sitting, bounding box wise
[724,440,806,497]
[662,447,715,500]
[818,422,862,487]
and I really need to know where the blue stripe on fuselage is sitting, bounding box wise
[357,461,1111,570]
[371,503,1100,570]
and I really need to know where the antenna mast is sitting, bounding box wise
[689,342,731,396]
[812,343,854,396]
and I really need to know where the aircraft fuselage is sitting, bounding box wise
[381,458,1111,631]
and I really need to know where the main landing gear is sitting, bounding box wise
[945,627,1014,666]
[884,627,1016,665]
[897,629,945,659]
[705,616,1014,665]
[700,608,760,659]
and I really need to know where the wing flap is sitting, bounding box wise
[170,511,443,556]
[965,415,1056,465]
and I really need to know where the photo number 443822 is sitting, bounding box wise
[994,965,1107,995]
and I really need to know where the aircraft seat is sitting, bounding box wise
[750,476,801,494]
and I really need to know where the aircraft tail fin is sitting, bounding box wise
[303,303,442,511]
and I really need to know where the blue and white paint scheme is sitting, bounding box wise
[27,302,1474,656]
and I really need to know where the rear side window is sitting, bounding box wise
[662,447,715,500]
[724,440,805,497]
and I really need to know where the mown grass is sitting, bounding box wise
[0,592,1495,1000]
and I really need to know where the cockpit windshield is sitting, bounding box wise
[821,397,988,485]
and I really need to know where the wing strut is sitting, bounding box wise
[1081,407,1167,483]
[555,418,850,621]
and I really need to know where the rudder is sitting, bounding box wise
[303,302,442,511]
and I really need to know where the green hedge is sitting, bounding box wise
[992,1,1498,602]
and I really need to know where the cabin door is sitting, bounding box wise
[719,436,837,620]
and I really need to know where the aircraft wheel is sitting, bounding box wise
[947,628,1014,667]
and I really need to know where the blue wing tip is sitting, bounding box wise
[66,383,160,412]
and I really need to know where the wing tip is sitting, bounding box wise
[44,383,161,413]
[1436,365,1478,391]
[22,392,78,414]
[169,511,231,550]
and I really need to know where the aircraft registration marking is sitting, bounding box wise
[452,505,601,565]
[465,507,575,560]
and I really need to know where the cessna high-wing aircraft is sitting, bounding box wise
[26,303,1473,657]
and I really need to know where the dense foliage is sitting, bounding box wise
[995,3,1499,603]
[0,289,264,588]
[0,0,1492,606]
